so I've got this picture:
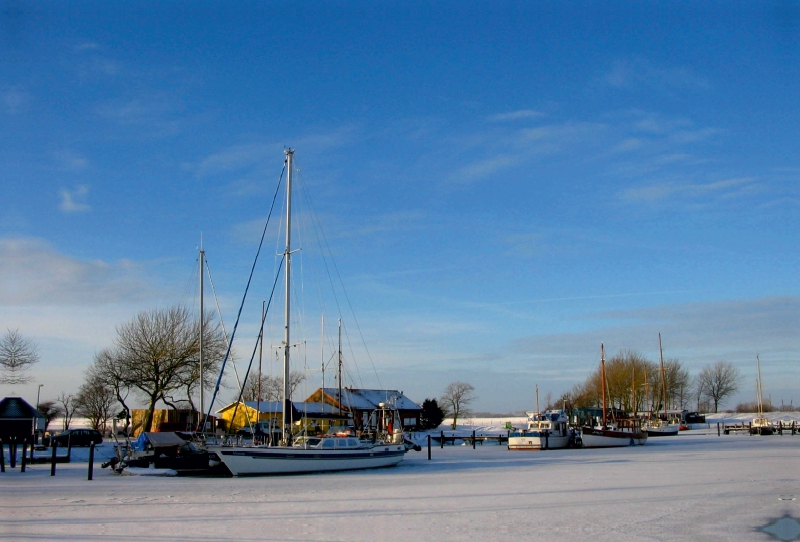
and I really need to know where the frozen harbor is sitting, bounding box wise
[2,428,799,541]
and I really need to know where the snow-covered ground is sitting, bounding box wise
[2,423,799,541]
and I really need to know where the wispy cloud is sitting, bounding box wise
[605,59,711,92]
[1,86,30,115]
[620,177,757,203]
[488,110,544,122]
[59,185,91,213]
[0,237,157,306]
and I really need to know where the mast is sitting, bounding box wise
[282,149,294,443]
[601,343,606,428]
[535,384,540,421]
[632,363,637,417]
[338,318,343,416]
[257,300,264,432]
[321,314,325,400]
[756,355,763,417]
[199,242,205,431]
[659,333,667,420]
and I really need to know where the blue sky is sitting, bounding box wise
[1,2,799,413]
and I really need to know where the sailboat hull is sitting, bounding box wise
[508,433,571,450]
[580,427,647,448]
[645,424,679,437]
[210,444,406,476]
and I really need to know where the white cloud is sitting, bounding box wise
[59,185,91,213]
[605,59,711,92]
[0,237,156,306]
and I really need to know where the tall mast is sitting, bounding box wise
[321,314,325,399]
[199,242,205,430]
[601,343,606,428]
[756,355,763,417]
[659,333,667,419]
[257,300,264,431]
[282,149,294,443]
[338,318,343,416]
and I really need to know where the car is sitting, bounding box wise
[42,428,103,447]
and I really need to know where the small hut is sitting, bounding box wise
[0,396,45,470]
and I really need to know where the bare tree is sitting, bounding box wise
[88,348,133,435]
[440,381,476,429]
[695,361,742,413]
[37,400,62,432]
[241,371,306,402]
[75,374,116,432]
[58,392,76,431]
[114,306,226,432]
[0,329,40,384]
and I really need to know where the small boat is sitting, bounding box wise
[580,344,648,448]
[508,409,573,450]
[207,150,407,475]
[750,356,774,436]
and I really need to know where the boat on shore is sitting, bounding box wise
[207,150,407,476]
[750,356,774,436]
[644,334,679,437]
[580,344,647,448]
[508,409,573,450]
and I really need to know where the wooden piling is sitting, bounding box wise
[50,443,57,476]
[427,435,431,460]
[472,430,476,449]
[20,442,27,472]
[0,441,5,473]
[88,443,95,480]
[440,430,444,449]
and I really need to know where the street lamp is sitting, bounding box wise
[36,384,43,410]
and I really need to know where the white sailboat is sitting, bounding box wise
[209,150,407,476]
[645,334,679,437]
[750,356,774,436]
[580,344,647,448]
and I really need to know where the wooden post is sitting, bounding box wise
[717,422,720,436]
[472,430,476,449]
[50,443,57,476]
[427,434,431,460]
[67,435,72,463]
[0,440,5,473]
[440,430,444,449]
[88,443,95,480]
[9,441,16,469]
[20,442,27,472]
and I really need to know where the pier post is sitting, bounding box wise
[20,442,27,472]
[9,441,16,469]
[717,422,720,437]
[427,435,431,460]
[50,443,57,476]
[0,441,5,472]
[472,430,476,449]
[440,430,444,449]
[88,443,95,480]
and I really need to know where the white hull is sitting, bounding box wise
[645,424,679,437]
[581,427,647,448]
[508,434,571,450]
[210,444,406,476]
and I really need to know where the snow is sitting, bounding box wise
[2,420,799,541]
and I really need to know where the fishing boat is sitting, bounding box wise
[645,334,679,437]
[580,344,647,448]
[508,409,573,450]
[207,150,407,475]
[750,356,774,436]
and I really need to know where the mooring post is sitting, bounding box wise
[9,441,17,469]
[0,440,5,473]
[472,430,476,449]
[88,443,95,480]
[20,442,27,473]
[67,435,72,463]
[427,434,431,460]
[717,422,720,437]
[440,430,444,449]
[50,442,57,476]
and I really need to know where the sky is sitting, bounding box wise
[1,1,799,414]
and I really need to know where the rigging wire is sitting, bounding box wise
[202,162,286,432]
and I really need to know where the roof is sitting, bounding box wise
[316,388,421,411]
[0,396,45,420]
